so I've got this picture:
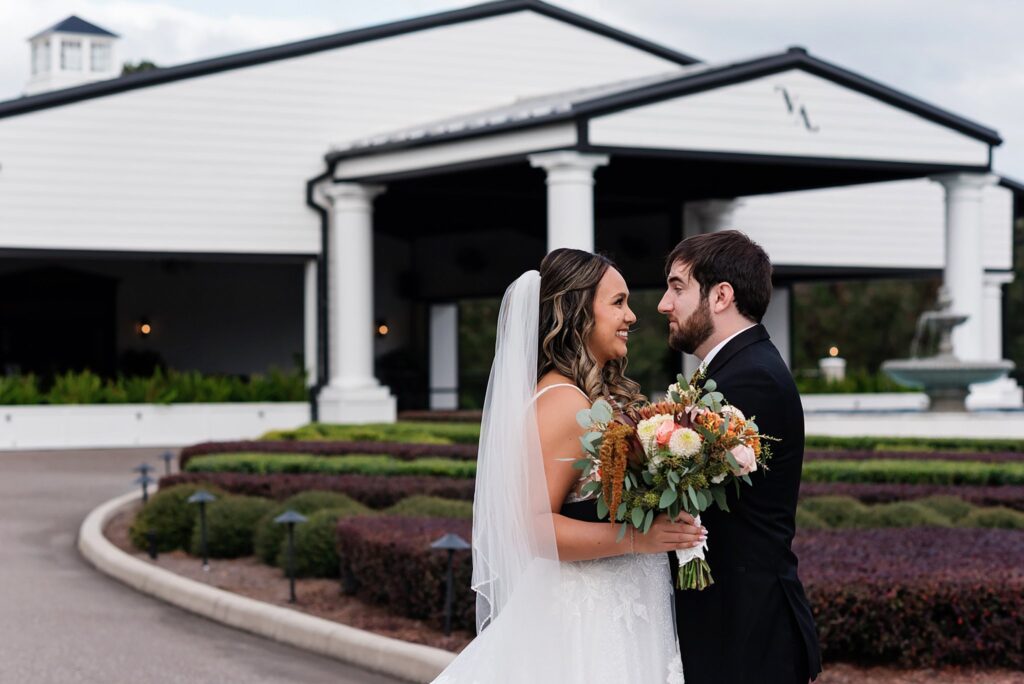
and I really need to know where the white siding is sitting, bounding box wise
[729,179,945,269]
[589,69,990,167]
[0,11,677,255]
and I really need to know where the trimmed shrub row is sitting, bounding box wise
[179,439,477,469]
[253,491,371,565]
[797,527,1024,668]
[0,368,306,405]
[796,495,1024,529]
[260,421,481,445]
[799,482,1024,511]
[804,434,1024,454]
[160,472,475,509]
[804,449,1023,463]
[802,459,1024,486]
[397,410,482,423]
[336,516,474,631]
[184,453,476,479]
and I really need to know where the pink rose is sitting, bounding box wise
[655,420,679,446]
[730,444,757,476]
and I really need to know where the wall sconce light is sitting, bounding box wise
[828,346,839,358]
[376,319,389,337]
[136,317,153,338]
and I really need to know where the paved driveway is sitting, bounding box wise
[0,447,403,684]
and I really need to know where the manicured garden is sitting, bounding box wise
[132,421,1023,670]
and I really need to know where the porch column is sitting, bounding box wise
[317,182,396,423]
[303,258,318,387]
[529,151,608,252]
[932,173,997,360]
[429,303,459,410]
[968,271,1023,409]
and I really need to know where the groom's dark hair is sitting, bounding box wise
[665,230,773,322]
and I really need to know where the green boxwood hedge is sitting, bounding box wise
[185,453,477,479]
[797,495,1024,530]
[254,491,369,565]
[129,483,223,552]
[187,495,275,558]
[279,506,374,578]
[802,459,1024,486]
[384,495,474,519]
[261,421,481,445]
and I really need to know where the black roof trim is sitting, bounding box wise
[1000,175,1024,195]
[31,15,119,40]
[328,47,1001,164]
[0,1,697,121]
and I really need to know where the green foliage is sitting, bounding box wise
[458,297,501,410]
[1006,217,1024,387]
[121,59,158,75]
[915,495,975,523]
[791,278,940,375]
[959,506,1024,530]
[799,496,868,528]
[856,501,951,528]
[796,370,916,394]
[129,483,223,552]
[254,491,367,565]
[803,459,1024,486]
[188,495,275,558]
[280,507,373,578]
[261,421,480,444]
[805,434,1024,453]
[384,495,474,519]
[0,367,306,405]
[185,453,477,478]
[795,506,828,530]
[0,374,42,404]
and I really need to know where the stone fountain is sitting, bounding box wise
[881,290,1015,412]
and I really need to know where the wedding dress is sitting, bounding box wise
[432,271,683,684]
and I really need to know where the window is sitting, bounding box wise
[32,40,50,74]
[91,42,111,72]
[61,40,82,71]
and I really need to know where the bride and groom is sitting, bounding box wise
[434,230,821,684]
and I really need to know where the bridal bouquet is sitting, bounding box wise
[574,373,772,590]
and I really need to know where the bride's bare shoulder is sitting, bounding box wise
[535,373,589,431]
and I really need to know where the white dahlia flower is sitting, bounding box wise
[668,427,702,459]
[636,414,673,455]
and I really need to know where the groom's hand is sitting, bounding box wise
[635,513,706,554]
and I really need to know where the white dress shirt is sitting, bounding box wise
[698,324,757,373]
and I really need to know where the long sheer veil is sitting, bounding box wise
[470,270,562,635]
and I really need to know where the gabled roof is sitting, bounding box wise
[327,46,1002,163]
[30,15,119,40]
[0,1,698,121]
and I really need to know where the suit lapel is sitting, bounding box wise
[703,324,770,379]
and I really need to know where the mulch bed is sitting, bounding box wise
[102,508,1023,683]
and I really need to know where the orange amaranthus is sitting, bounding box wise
[599,421,634,525]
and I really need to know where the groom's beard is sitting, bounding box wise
[668,298,714,354]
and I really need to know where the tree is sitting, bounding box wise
[121,60,158,76]
[1006,217,1024,383]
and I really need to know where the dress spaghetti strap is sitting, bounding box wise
[533,383,589,402]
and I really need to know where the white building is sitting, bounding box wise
[0,1,1020,425]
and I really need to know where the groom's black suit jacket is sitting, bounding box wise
[674,324,821,684]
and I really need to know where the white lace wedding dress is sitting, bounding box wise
[433,384,684,684]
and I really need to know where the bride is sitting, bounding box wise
[434,249,704,683]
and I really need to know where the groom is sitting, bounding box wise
[658,230,821,684]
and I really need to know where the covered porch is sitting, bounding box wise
[309,48,1017,422]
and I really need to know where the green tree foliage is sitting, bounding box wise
[1006,217,1024,384]
[121,60,158,75]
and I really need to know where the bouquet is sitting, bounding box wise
[574,372,772,590]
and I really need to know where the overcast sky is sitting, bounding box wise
[1,0,1021,181]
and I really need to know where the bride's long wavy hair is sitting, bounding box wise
[537,249,645,410]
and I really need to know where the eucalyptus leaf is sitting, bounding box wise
[583,431,603,447]
[576,408,593,429]
[659,488,678,508]
[741,473,753,486]
[590,399,613,424]
[571,458,591,471]
[631,507,644,528]
[703,379,717,392]
[642,470,655,486]
[710,486,727,511]
[725,451,740,471]
[624,475,632,491]
[616,522,628,543]
[687,485,700,510]
[642,508,654,534]
[596,497,609,519]
[581,480,602,496]
[616,503,627,521]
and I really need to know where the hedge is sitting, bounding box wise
[804,449,1023,463]
[802,459,1024,486]
[253,491,368,565]
[799,482,1024,511]
[282,507,374,578]
[261,422,481,445]
[797,528,1024,668]
[129,483,224,552]
[804,435,1024,453]
[184,453,476,479]
[187,495,275,558]
[179,439,476,469]
[384,495,474,519]
[159,472,475,509]
[336,516,474,631]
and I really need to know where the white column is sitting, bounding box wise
[529,151,608,252]
[317,182,396,423]
[967,271,1023,409]
[763,285,791,368]
[429,303,459,410]
[303,258,318,387]
[932,173,998,361]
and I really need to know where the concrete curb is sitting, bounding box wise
[77,489,455,683]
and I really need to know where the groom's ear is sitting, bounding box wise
[710,281,736,313]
